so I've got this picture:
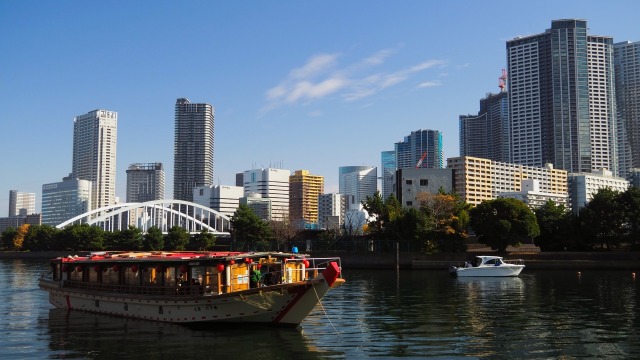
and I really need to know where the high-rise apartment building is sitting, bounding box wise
[173,98,214,202]
[41,175,92,226]
[507,19,617,175]
[126,163,165,203]
[338,166,377,210]
[243,168,290,221]
[395,129,443,169]
[615,41,640,177]
[460,90,510,163]
[289,170,324,226]
[381,150,396,201]
[8,190,36,216]
[72,109,117,210]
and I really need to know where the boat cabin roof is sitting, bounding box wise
[56,251,305,264]
[475,256,504,262]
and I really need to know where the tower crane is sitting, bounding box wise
[416,151,427,168]
[498,69,508,92]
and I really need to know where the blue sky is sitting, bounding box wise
[1,0,638,213]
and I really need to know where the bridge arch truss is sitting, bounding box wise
[56,200,231,235]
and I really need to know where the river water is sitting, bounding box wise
[1,258,639,359]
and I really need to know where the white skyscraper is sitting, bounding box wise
[338,166,377,210]
[41,175,92,226]
[243,168,290,221]
[8,190,36,216]
[72,109,117,210]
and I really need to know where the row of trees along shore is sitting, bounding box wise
[2,186,640,253]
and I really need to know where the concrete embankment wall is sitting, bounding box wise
[312,251,640,270]
[2,251,639,271]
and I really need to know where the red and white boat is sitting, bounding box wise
[39,251,344,326]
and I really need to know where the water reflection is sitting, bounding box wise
[45,308,331,360]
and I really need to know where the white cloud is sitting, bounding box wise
[290,54,338,80]
[263,49,446,111]
[362,49,394,66]
[417,80,442,88]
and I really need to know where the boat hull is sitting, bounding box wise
[39,270,338,326]
[451,265,524,277]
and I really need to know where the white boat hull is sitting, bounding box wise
[451,264,524,277]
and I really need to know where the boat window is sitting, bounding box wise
[89,267,99,283]
[123,267,139,285]
[103,268,120,285]
[190,267,205,285]
[70,266,83,281]
[165,267,177,286]
[141,267,160,286]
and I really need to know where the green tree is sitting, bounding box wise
[534,200,572,251]
[165,226,190,251]
[469,198,540,252]
[143,226,165,251]
[230,204,272,250]
[1,227,18,250]
[619,186,640,249]
[118,226,144,251]
[58,224,105,251]
[397,207,433,253]
[577,188,624,250]
[188,229,216,250]
[362,191,385,238]
[23,224,59,251]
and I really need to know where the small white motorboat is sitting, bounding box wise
[449,255,525,277]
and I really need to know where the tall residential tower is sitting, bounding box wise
[615,41,640,177]
[173,98,214,202]
[395,129,443,170]
[459,90,510,163]
[507,19,617,175]
[289,170,324,227]
[72,109,117,209]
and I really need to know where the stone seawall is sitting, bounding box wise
[2,251,639,270]
[312,251,640,270]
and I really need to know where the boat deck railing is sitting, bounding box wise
[62,280,212,298]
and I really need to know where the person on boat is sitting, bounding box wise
[250,267,261,288]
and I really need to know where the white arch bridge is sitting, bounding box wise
[56,200,231,235]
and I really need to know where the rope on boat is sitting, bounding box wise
[312,284,341,337]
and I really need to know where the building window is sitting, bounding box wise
[406,201,413,206]
[420,179,428,186]
[405,179,413,185]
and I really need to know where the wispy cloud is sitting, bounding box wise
[417,80,442,88]
[262,50,446,112]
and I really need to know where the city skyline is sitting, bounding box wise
[1,1,638,213]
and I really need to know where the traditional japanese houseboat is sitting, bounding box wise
[39,251,344,326]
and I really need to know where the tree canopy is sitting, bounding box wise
[469,197,540,252]
[230,204,272,250]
